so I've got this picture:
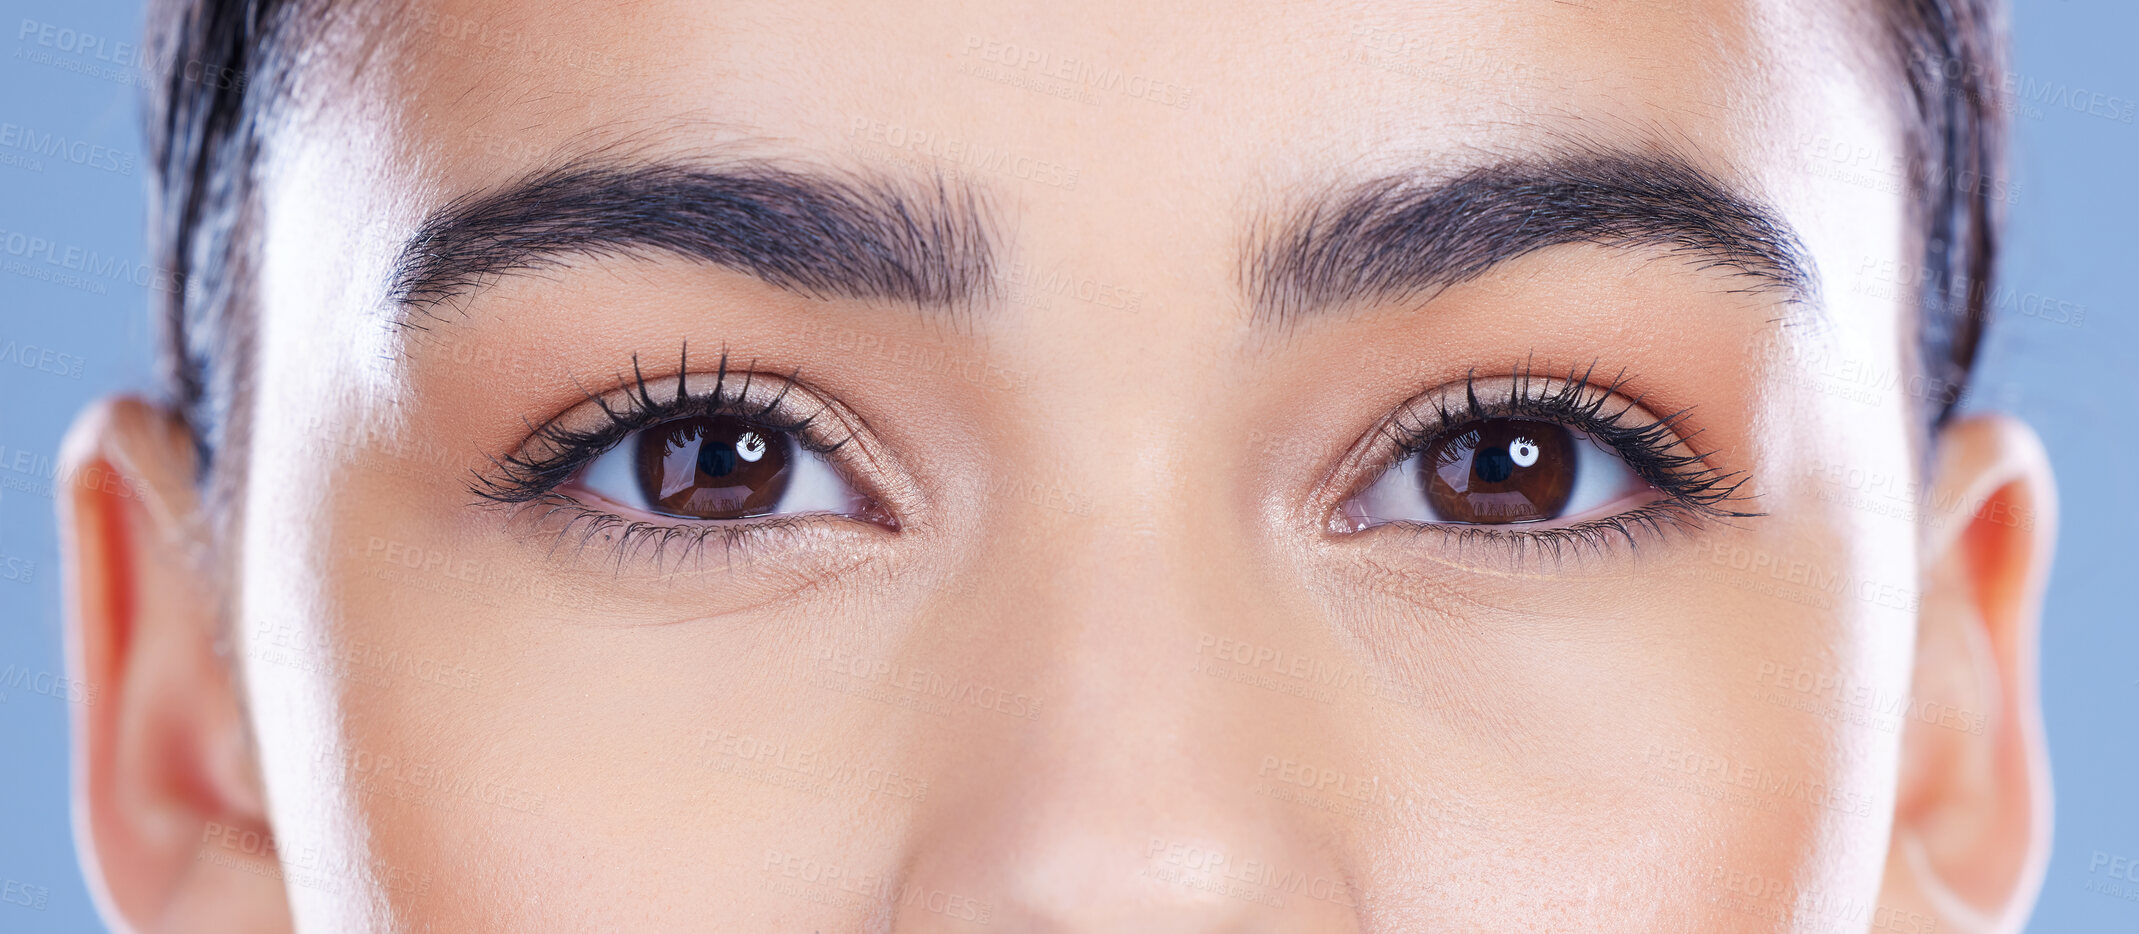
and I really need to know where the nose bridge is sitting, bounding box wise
[888,428,1367,931]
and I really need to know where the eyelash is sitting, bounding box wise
[470,345,863,568]
[1364,359,1760,559]
[474,349,1752,567]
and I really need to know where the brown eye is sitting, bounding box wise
[632,416,794,519]
[1419,419,1576,524]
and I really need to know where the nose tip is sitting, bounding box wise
[876,422,1368,932]
[882,674,1366,933]
[888,805,1366,933]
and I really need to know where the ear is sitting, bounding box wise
[57,397,292,934]
[1879,413,2056,934]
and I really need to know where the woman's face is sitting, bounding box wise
[126,0,2029,929]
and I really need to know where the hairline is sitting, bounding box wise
[148,0,2004,514]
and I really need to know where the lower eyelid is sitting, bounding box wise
[471,357,920,582]
[496,492,888,590]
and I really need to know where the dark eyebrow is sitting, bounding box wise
[1244,150,1819,325]
[389,159,998,318]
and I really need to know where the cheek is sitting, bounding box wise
[1318,493,1910,924]
[233,324,411,924]
[245,464,928,927]
[1632,376,1922,920]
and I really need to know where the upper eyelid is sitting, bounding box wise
[1379,379,1643,470]
[1389,366,1646,440]
[562,379,838,459]
[1344,366,1757,522]
[1391,370,1688,466]
[462,359,908,576]
[470,360,856,507]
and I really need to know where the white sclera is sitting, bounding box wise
[578,427,855,516]
[1350,428,1648,526]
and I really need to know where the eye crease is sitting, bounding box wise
[1335,362,1761,553]
[471,346,893,566]
[480,350,1755,566]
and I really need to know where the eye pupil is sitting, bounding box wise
[635,416,793,518]
[1474,445,1516,484]
[1420,419,1576,524]
[697,436,739,477]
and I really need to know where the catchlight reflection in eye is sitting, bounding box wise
[576,415,858,520]
[1345,418,1653,528]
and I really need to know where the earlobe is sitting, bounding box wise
[1881,413,2057,934]
[57,397,292,934]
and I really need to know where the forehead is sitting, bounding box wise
[326,0,1892,177]
[281,0,1904,319]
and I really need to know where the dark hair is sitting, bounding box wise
[145,0,2009,509]
[1887,0,2009,432]
[144,0,317,521]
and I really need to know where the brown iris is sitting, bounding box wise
[1420,418,1576,524]
[632,416,793,519]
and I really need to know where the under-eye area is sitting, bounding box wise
[36,0,2079,928]
[1331,360,1760,561]
[470,344,900,573]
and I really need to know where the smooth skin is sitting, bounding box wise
[60,0,2055,930]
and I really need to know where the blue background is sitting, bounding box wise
[0,1,2131,929]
